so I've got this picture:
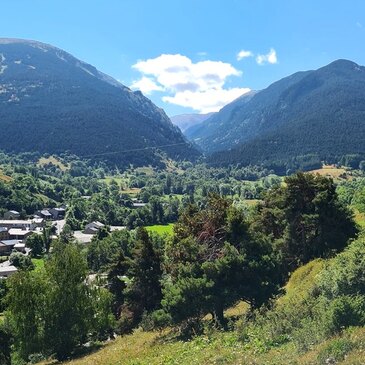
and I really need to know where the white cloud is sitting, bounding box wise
[356,21,363,28]
[256,48,278,65]
[130,76,164,94]
[131,54,250,113]
[237,50,253,60]
[163,88,250,114]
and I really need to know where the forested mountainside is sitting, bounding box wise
[0,39,199,167]
[187,60,365,171]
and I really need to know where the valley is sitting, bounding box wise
[1,28,365,365]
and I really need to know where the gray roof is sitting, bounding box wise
[0,239,21,246]
[41,210,52,216]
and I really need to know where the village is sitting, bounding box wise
[0,206,124,278]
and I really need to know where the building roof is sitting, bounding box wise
[40,210,52,216]
[14,243,26,248]
[52,207,66,212]
[0,239,21,246]
[0,220,32,225]
[8,210,20,214]
[132,202,147,208]
[0,265,18,275]
[86,221,105,229]
[8,228,31,236]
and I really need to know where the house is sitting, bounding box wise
[132,202,147,208]
[49,207,66,220]
[0,265,18,278]
[34,209,52,220]
[83,221,105,235]
[8,228,32,240]
[0,239,24,255]
[0,227,9,240]
[32,217,45,228]
[0,220,33,230]
[0,241,10,255]
[3,210,20,220]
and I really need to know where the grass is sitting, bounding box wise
[39,326,365,365]
[135,166,155,176]
[281,259,324,302]
[354,208,365,228]
[121,187,142,195]
[35,258,365,365]
[101,176,126,186]
[145,224,174,236]
[32,258,45,272]
[309,164,350,181]
[243,199,261,207]
[37,156,69,171]
[0,170,12,183]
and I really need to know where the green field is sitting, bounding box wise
[145,224,174,236]
[32,258,45,272]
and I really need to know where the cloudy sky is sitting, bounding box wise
[1,0,365,115]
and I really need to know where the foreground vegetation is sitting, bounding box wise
[1,152,365,364]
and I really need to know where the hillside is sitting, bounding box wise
[39,258,365,365]
[188,60,365,171]
[0,38,199,167]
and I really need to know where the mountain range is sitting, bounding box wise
[187,59,365,172]
[0,38,199,167]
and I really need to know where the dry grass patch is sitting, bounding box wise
[38,156,69,171]
[309,165,350,180]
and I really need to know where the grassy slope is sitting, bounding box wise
[37,156,69,171]
[41,327,365,365]
[40,259,365,365]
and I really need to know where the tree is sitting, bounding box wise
[26,233,44,257]
[44,241,94,360]
[252,172,357,271]
[119,228,163,331]
[9,252,34,271]
[6,270,47,360]
[6,241,114,361]
[162,195,280,328]
[0,322,12,365]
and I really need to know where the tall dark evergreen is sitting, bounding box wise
[123,228,163,324]
[252,173,358,271]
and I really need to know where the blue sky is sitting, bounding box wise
[1,0,365,116]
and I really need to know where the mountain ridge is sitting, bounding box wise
[187,59,365,171]
[0,38,199,167]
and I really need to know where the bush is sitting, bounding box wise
[317,337,355,364]
[326,295,365,334]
